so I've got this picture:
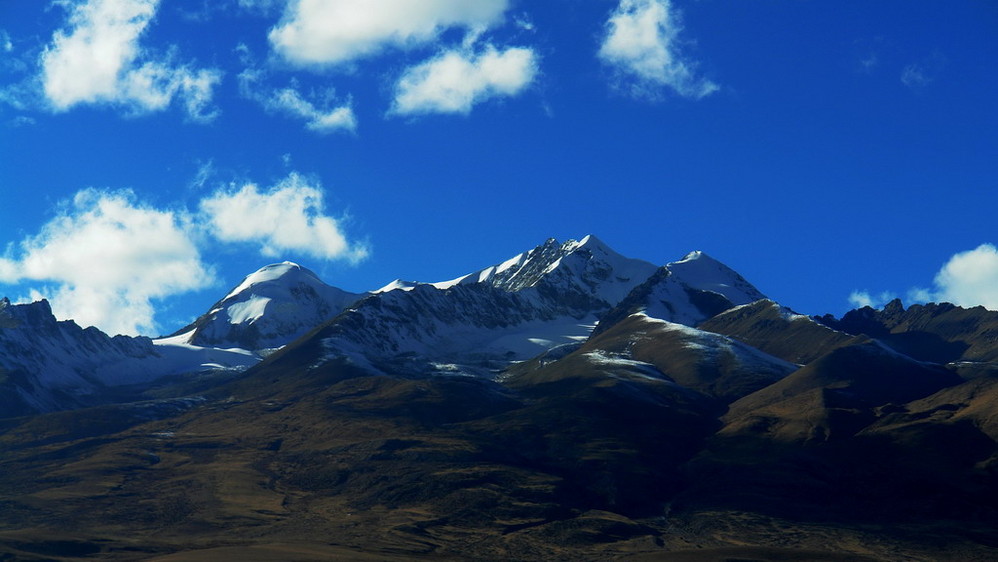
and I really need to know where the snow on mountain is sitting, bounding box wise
[596,251,768,332]
[577,312,798,402]
[171,262,364,352]
[373,279,419,293]
[0,298,257,415]
[632,313,797,373]
[380,236,659,306]
[0,236,777,412]
[666,251,766,306]
[315,282,601,377]
[310,237,715,377]
[698,299,856,365]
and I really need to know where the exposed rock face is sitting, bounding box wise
[817,298,998,363]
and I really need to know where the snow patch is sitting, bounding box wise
[375,279,419,293]
[666,251,765,306]
[227,295,271,324]
[583,351,678,385]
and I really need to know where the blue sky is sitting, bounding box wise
[1,0,996,336]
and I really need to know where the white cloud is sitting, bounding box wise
[851,244,998,312]
[39,0,221,120]
[0,189,214,336]
[0,172,370,335]
[931,244,998,310]
[0,257,16,282]
[1,29,12,52]
[907,287,933,304]
[269,0,509,66]
[270,87,356,132]
[848,290,896,310]
[392,44,538,115]
[238,67,356,133]
[200,173,368,263]
[598,0,718,99]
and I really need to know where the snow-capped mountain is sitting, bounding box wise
[168,262,364,352]
[5,237,998,561]
[0,298,256,416]
[291,237,766,377]
[594,251,767,333]
[434,235,660,304]
[378,235,659,306]
[304,237,665,375]
[0,236,770,411]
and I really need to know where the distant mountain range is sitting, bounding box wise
[1,236,996,561]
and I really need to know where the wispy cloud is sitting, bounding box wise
[268,0,510,66]
[391,43,538,116]
[200,173,369,263]
[858,53,879,73]
[900,64,930,88]
[900,52,945,90]
[39,0,221,120]
[239,68,356,133]
[0,189,214,336]
[7,115,37,128]
[598,0,718,100]
[237,0,283,15]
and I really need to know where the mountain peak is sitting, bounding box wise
[174,261,364,351]
[666,251,765,307]
[563,234,605,252]
[224,261,318,301]
[447,235,659,301]
[676,250,707,262]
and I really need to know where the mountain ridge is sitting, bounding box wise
[1,235,997,560]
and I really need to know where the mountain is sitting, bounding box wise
[2,236,998,560]
[508,311,797,404]
[817,298,998,365]
[722,338,962,442]
[311,237,771,379]
[681,338,989,532]
[0,298,257,417]
[305,236,663,377]
[167,261,364,352]
[698,299,856,364]
[594,251,767,333]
